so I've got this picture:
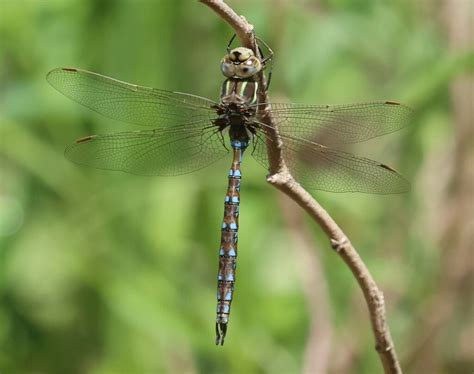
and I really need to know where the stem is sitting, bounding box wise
[200,1,402,373]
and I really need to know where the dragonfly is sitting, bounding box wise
[47,38,411,346]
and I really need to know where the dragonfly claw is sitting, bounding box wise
[215,322,227,346]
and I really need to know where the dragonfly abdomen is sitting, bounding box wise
[216,140,246,346]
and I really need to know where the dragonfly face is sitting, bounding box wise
[221,47,262,79]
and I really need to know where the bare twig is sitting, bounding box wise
[198,0,254,49]
[200,1,402,373]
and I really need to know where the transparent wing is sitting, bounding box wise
[65,124,229,176]
[47,68,217,127]
[254,101,413,145]
[250,130,409,194]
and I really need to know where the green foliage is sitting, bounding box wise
[0,0,471,372]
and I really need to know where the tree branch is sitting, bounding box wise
[198,0,254,49]
[199,1,402,373]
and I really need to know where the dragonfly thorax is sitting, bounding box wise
[214,101,255,128]
[212,99,257,150]
[221,47,262,79]
[220,78,259,107]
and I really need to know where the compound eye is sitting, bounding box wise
[238,52,251,62]
[221,60,236,77]
[235,56,261,78]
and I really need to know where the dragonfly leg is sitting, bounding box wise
[265,71,273,92]
[256,37,274,65]
[226,34,237,53]
[217,129,228,151]
[215,322,227,346]
[255,37,274,91]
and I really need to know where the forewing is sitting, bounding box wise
[257,101,413,145]
[47,68,217,127]
[65,125,228,176]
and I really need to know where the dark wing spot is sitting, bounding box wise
[75,135,96,144]
[62,68,78,72]
[379,163,398,172]
[385,100,400,105]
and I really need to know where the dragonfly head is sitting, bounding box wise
[221,47,262,79]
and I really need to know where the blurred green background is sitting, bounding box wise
[1,0,472,373]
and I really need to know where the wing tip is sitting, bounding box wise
[64,135,96,161]
[46,67,78,76]
[46,67,80,86]
[378,163,411,193]
[384,100,415,116]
